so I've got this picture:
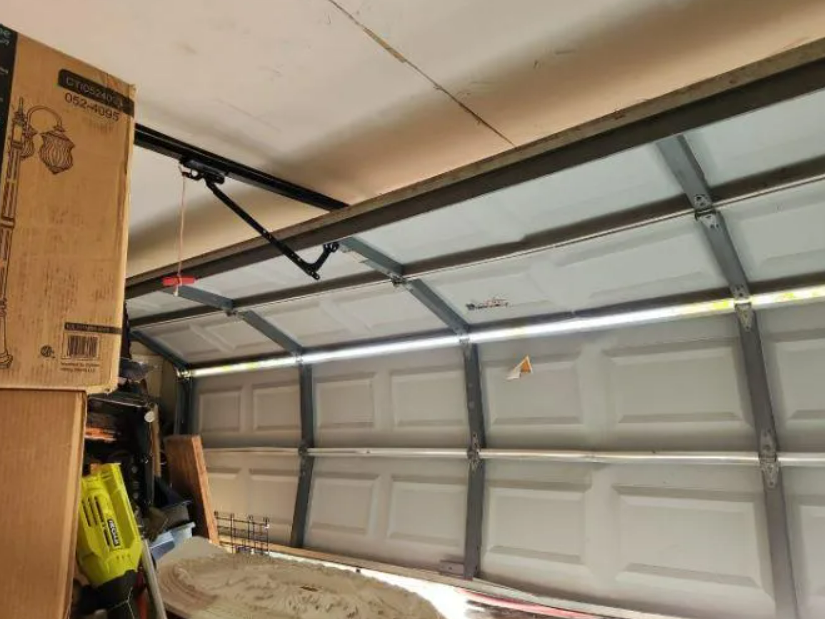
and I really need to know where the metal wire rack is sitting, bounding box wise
[214,511,270,555]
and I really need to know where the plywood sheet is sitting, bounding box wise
[166,435,220,543]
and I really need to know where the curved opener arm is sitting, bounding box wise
[183,163,339,280]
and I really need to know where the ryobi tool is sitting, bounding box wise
[77,463,143,618]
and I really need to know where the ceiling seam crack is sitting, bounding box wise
[324,0,515,148]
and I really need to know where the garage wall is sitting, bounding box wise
[197,304,825,619]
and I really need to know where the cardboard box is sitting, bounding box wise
[0,25,134,392]
[0,390,86,619]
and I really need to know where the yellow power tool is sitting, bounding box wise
[76,463,143,618]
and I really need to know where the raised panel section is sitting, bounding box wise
[390,369,466,429]
[309,474,378,536]
[205,452,300,545]
[337,289,438,331]
[313,348,468,447]
[484,481,587,569]
[205,319,273,349]
[259,304,352,342]
[153,326,216,358]
[785,468,825,619]
[762,305,825,450]
[387,476,465,550]
[606,342,745,425]
[615,487,764,592]
[482,461,771,618]
[207,468,245,516]
[770,335,825,423]
[252,384,300,432]
[723,182,825,282]
[485,355,583,428]
[248,470,298,540]
[316,375,377,430]
[199,390,242,433]
[796,497,825,615]
[307,458,467,568]
[140,315,283,365]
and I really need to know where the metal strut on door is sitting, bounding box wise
[180,159,339,281]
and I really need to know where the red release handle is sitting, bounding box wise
[162,275,197,287]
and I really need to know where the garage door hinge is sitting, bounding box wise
[735,301,754,331]
[298,442,311,467]
[759,429,779,488]
[468,434,482,471]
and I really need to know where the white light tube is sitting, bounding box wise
[186,284,822,378]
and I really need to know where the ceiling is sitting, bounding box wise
[128,83,825,365]
[5,0,825,277]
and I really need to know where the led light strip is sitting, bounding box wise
[185,284,825,378]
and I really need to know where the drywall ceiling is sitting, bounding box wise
[4,0,825,277]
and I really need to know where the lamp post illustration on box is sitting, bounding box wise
[0,98,74,368]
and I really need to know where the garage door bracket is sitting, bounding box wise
[759,429,780,489]
[734,300,754,331]
[181,162,339,281]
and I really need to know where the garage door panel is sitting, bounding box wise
[316,374,378,431]
[609,465,772,619]
[204,451,300,545]
[310,472,380,536]
[484,352,590,447]
[307,458,466,569]
[196,368,301,448]
[387,475,466,551]
[206,466,246,518]
[258,286,445,347]
[358,145,681,265]
[199,390,242,435]
[482,462,598,595]
[194,247,373,300]
[785,468,825,619]
[606,340,746,425]
[251,383,301,433]
[686,89,825,186]
[390,368,467,430]
[723,182,825,283]
[482,462,773,619]
[425,217,725,325]
[486,353,584,427]
[485,481,588,570]
[314,349,469,447]
[615,486,765,591]
[248,469,299,540]
[761,304,825,450]
[482,315,753,450]
[139,314,284,365]
[127,290,201,320]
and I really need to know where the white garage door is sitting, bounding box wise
[198,302,825,619]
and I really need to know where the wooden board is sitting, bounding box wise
[165,435,219,544]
